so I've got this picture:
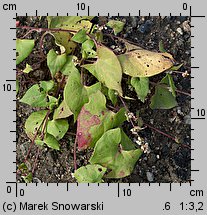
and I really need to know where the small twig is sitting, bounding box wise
[119,96,177,142]
[144,123,177,142]
[21,29,40,38]
[68,132,76,136]
[39,110,50,140]
[175,89,191,97]
[39,31,50,56]
[24,109,50,163]
[150,81,191,97]
[31,110,50,174]
[18,26,78,34]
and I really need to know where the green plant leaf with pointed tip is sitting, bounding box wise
[23,63,33,73]
[25,110,48,139]
[170,64,183,71]
[16,39,34,65]
[43,133,60,150]
[47,119,69,140]
[85,82,102,96]
[60,56,79,76]
[47,16,94,31]
[118,49,174,77]
[39,80,54,92]
[83,45,123,95]
[106,20,125,35]
[20,83,57,108]
[74,164,107,183]
[71,29,88,43]
[120,129,136,151]
[150,74,177,109]
[64,70,88,121]
[47,49,67,77]
[81,39,97,59]
[166,74,176,97]
[22,173,33,183]
[108,89,118,105]
[53,100,73,120]
[47,16,94,54]
[131,77,149,102]
[90,128,142,178]
[77,90,126,150]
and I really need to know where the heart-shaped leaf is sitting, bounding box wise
[118,49,174,77]
[106,20,125,35]
[64,70,88,121]
[71,29,88,43]
[20,83,57,108]
[16,39,34,65]
[53,100,73,120]
[43,133,60,150]
[47,119,69,140]
[60,56,79,76]
[47,49,67,77]
[39,80,54,92]
[47,16,94,54]
[81,39,97,59]
[77,91,126,150]
[74,164,107,183]
[90,128,142,178]
[25,110,48,139]
[83,45,123,95]
[150,74,177,109]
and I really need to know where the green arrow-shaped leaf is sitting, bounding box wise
[20,83,57,108]
[150,74,177,109]
[16,39,34,65]
[64,70,88,121]
[25,110,48,139]
[47,119,69,140]
[83,45,123,95]
[90,128,142,178]
[47,49,67,77]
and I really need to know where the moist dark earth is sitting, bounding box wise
[16,16,191,183]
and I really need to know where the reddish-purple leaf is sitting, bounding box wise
[77,107,101,150]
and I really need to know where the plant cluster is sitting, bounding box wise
[16,16,183,183]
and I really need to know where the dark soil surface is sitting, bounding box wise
[16,16,191,183]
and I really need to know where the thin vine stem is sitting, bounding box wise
[119,95,177,142]
[150,81,191,97]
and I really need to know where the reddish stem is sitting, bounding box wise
[119,96,135,127]
[24,109,50,163]
[32,147,40,174]
[144,123,177,142]
[74,138,77,171]
[119,96,177,142]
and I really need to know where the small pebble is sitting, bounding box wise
[182,21,191,32]
[176,27,183,35]
[146,171,154,182]
[138,20,153,34]
[33,177,41,183]
[184,115,191,125]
